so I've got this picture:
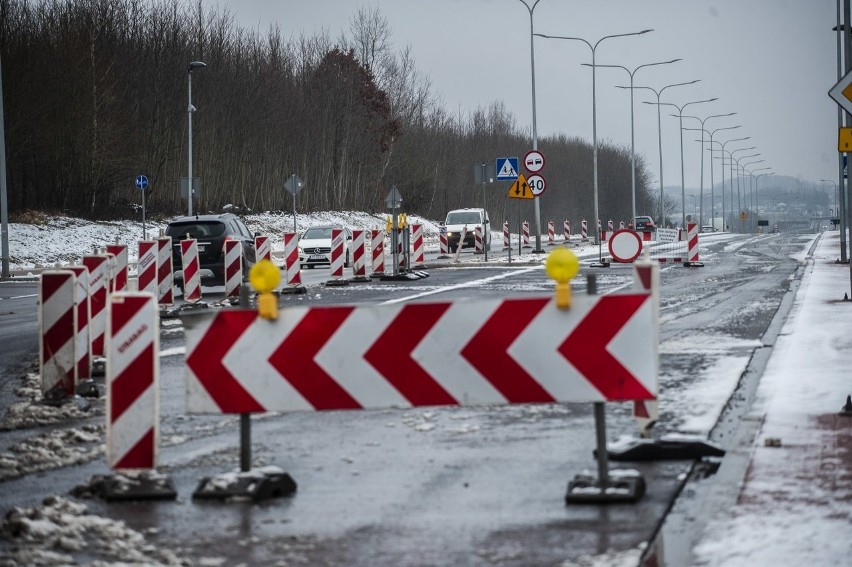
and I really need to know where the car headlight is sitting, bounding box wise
[446,232,454,237]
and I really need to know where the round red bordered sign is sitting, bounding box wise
[524,150,545,173]
[608,229,643,263]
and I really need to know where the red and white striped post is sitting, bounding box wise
[371,229,386,275]
[254,235,271,263]
[437,229,449,257]
[106,244,128,292]
[686,222,701,265]
[224,239,242,299]
[329,227,346,280]
[106,292,159,470]
[39,270,77,398]
[82,254,109,357]
[67,266,91,382]
[522,220,531,248]
[411,224,424,266]
[181,238,202,302]
[581,219,588,240]
[474,225,484,254]
[564,219,571,241]
[352,229,370,280]
[282,232,302,288]
[503,221,510,249]
[547,220,555,245]
[137,241,158,295]
[619,220,625,230]
[608,219,614,232]
[156,236,173,306]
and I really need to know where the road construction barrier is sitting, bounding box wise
[181,238,201,302]
[282,233,301,288]
[411,224,424,265]
[608,219,614,232]
[452,225,468,262]
[156,236,174,306]
[601,230,610,243]
[371,229,385,274]
[631,257,660,436]
[106,244,128,292]
[255,235,271,263]
[329,227,346,280]
[39,270,76,398]
[224,239,243,298]
[106,292,159,470]
[502,221,510,250]
[608,230,643,263]
[581,220,588,240]
[67,266,91,381]
[438,229,449,257]
[474,225,484,254]
[564,219,571,241]
[619,221,625,230]
[352,229,370,280]
[548,221,555,245]
[648,223,702,266]
[82,254,109,356]
[522,221,531,248]
[138,241,157,295]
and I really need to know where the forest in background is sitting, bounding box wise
[0,0,659,226]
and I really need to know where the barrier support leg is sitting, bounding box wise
[240,413,251,473]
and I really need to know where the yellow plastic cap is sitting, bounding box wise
[249,259,281,293]
[545,246,580,283]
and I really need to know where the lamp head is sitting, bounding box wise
[188,61,207,72]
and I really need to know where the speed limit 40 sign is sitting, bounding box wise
[527,174,546,196]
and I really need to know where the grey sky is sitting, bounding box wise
[210,1,838,192]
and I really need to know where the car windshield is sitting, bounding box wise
[166,221,225,239]
[303,227,333,240]
[446,212,481,224]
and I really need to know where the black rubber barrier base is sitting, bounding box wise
[350,276,372,283]
[598,436,725,462]
[280,285,307,295]
[325,278,350,287]
[75,472,178,502]
[565,471,646,504]
[193,470,297,502]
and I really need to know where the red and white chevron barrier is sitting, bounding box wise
[474,225,484,254]
[255,235,271,263]
[411,224,424,265]
[632,259,660,435]
[223,239,242,298]
[106,292,159,470]
[39,271,77,397]
[438,229,449,257]
[686,222,700,264]
[564,220,571,241]
[184,291,657,414]
[106,244,128,292]
[83,254,109,357]
[608,219,614,232]
[548,221,555,245]
[503,221,510,249]
[581,220,588,240]
[282,233,301,288]
[181,238,201,302]
[156,236,173,306]
[138,241,157,295]
[371,229,385,274]
[522,221,531,248]
[329,227,346,280]
[67,266,91,382]
[352,229,369,278]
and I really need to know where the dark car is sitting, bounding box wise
[166,213,256,284]
[632,216,656,232]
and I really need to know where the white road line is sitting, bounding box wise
[380,265,543,305]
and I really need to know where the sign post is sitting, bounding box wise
[135,175,149,239]
[283,174,305,234]
[475,163,496,261]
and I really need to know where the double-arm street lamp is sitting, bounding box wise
[628,80,698,227]
[187,60,207,217]
[681,113,736,225]
[821,179,839,217]
[712,137,750,230]
[731,148,758,225]
[536,29,652,248]
[593,58,681,224]
[645,98,717,228]
[687,124,741,227]
[754,171,774,228]
[742,160,766,228]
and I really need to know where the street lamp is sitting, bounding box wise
[516,0,544,252]
[536,29,652,250]
[732,149,759,223]
[742,160,766,229]
[712,137,750,231]
[187,60,207,217]
[754,171,774,228]
[681,113,736,225]
[688,124,740,228]
[628,80,699,227]
[821,179,838,218]
[646,97,718,228]
[592,58,681,224]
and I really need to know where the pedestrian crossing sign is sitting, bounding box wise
[496,157,519,181]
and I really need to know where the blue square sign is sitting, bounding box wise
[496,157,519,181]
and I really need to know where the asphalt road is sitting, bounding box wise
[0,232,808,566]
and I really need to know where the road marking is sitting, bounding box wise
[1,293,38,300]
[380,266,543,305]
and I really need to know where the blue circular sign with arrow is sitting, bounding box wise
[135,175,149,190]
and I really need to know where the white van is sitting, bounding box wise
[443,208,490,251]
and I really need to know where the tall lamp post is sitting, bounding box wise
[645,97,717,228]
[754,171,774,228]
[187,60,206,217]
[748,167,771,229]
[714,137,750,231]
[688,124,741,227]
[536,29,652,249]
[593,58,681,224]
[681,113,736,225]
[628,80,698,227]
[516,0,544,252]
[731,149,759,228]
[822,178,838,217]
[742,160,766,231]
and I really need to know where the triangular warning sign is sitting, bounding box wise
[508,173,533,199]
[499,159,518,179]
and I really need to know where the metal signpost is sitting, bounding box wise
[136,175,149,240]
[475,162,497,261]
[385,186,403,276]
[284,174,305,234]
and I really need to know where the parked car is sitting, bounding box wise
[166,213,256,284]
[442,208,491,251]
[632,216,656,232]
[298,225,352,269]
[700,225,719,233]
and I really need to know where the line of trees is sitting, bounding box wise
[0,0,662,226]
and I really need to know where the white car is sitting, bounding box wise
[443,208,491,251]
[298,225,352,269]
[699,226,718,233]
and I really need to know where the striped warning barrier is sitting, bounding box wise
[106,244,128,292]
[352,229,370,280]
[522,221,531,248]
[181,238,201,302]
[437,229,449,257]
[631,257,660,437]
[156,236,173,306]
[503,222,510,249]
[608,219,614,232]
[649,223,702,266]
[581,220,588,240]
[686,222,701,265]
[138,241,157,295]
[67,266,91,382]
[106,292,159,470]
[282,233,302,287]
[255,235,271,263]
[371,229,385,274]
[411,224,424,265]
[474,225,484,254]
[39,270,76,398]
[224,239,243,298]
[619,221,625,230]
[329,227,346,280]
[547,221,555,245]
[82,254,109,357]
[564,220,571,240]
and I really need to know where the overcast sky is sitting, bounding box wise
[209,0,839,195]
